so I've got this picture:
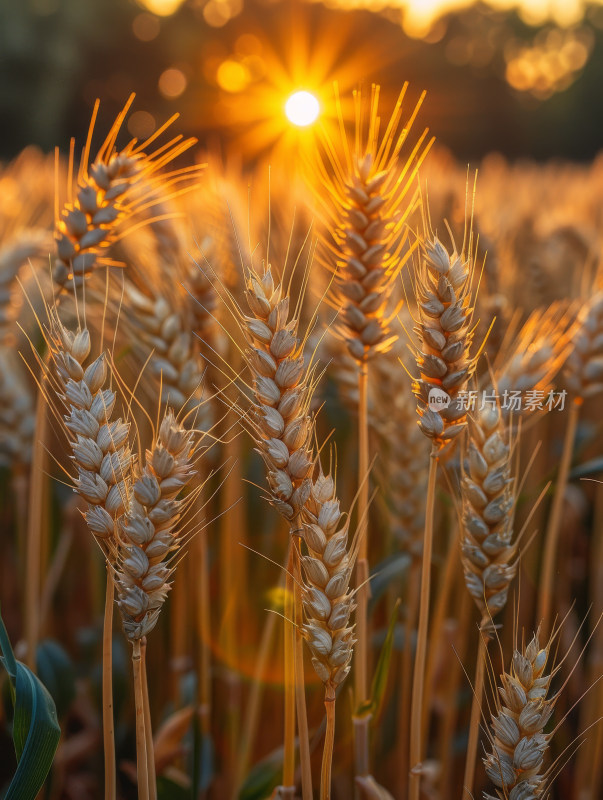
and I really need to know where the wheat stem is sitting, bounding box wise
[220,416,243,793]
[25,388,48,670]
[321,686,337,800]
[538,399,580,631]
[422,521,458,754]
[140,638,157,800]
[397,562,420,799]
[233,594,279,798]
[132,639,150,800]
[354,360,370,779]
[409,443,438,800]
[294,541,313,800]
[103,570,117,800]
[438,588,472,794]
[169,576,187,702]
[462,629,489,799]
[283,543,296,793]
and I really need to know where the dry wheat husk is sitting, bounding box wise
[300,466,356,690]
[411,236,478,445]
[483,630,556,800]
[53,97,201,293]
[115,410,195,641]
[313,85,433,363]
[461,401,517,631]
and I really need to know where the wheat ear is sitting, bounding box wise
[483,629,556,800]
[114,409,194,640]
[53,96,201,293]
[495,303,574,417]
[0,349,36,469]
[461,402,517,630]
[125,283,204,411]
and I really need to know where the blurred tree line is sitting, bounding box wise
[0,0,602,162]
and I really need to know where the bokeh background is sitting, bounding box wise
[1,0,603,164]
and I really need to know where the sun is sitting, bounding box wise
[285,90,320,127]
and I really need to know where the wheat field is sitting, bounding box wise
[0,82,602,800]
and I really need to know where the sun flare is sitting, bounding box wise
[285,90,320,127]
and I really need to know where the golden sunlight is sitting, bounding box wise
[285,90,320,126]
[136,0,186,16]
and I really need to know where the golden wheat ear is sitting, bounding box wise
[410,233,481,446]
[483,628,557,799]
[53,95,204,294]
[494,302,576,417]
[299,461,356,691]
[114,408,196,641]
[309,83,434,364]
[460,395,517,634]
[47,314,134,554]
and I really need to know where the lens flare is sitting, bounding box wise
[285,91,320,127]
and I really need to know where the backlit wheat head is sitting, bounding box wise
[115,410,195,641]
[49,317,132,550]
[483,629,556,800]
[461,400,517,631]
[53,95,201,292]
[312,84,434,363]
[300,465,356,691]
[411,235,478,446]
[240,262,315,522]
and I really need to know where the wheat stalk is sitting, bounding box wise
[115,410,195,800]
[408,229,479,800]
[311,83,434,783]
[238,261,314,799]
[49,316,133,800]
[411,236,478,443]
[460,399,518,798]
[50,321,133,545]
